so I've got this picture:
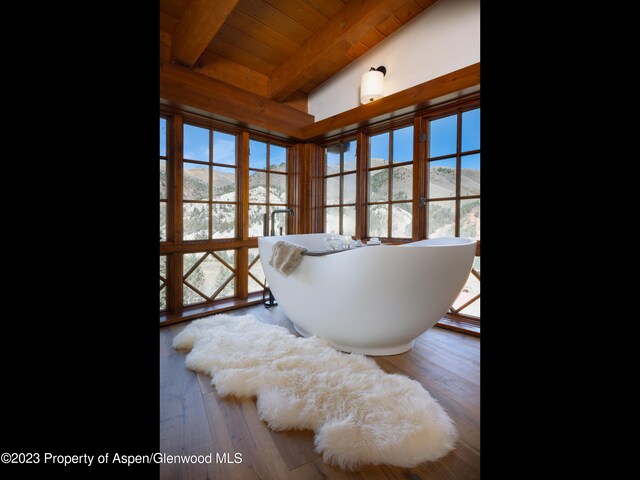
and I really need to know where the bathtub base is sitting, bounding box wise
[293,323,415,356]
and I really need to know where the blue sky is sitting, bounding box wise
[163,108,480,169]
[160,118,166,156]
[182,124,236,165]
[430,108,480,158]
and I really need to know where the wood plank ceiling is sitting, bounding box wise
[160,0,439,114]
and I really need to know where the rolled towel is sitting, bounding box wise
[269,241,308,276]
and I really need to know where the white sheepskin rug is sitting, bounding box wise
[172,314,457,470]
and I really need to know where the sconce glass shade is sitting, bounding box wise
[360,70,384,104]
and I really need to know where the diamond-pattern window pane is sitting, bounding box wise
[248,248,265,294]
[183,251,236,304]
[160,255,167,312]
[459,298,480,318]
[160,287,167,311]
[218,277,235,299]
[248,276,263,294]
[452,260,480,318]
[215,249,236,268]
[160,255,166,279]
[472,256,480,273]
[183,284,205,306]
[249,259,265,289]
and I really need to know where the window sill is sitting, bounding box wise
[160,292,264,326]
[436,313,480,336]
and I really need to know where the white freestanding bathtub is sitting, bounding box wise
[258,233,476,355]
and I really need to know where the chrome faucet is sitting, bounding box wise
[264,208,295,236]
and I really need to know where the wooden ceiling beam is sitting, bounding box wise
[194,50,270,97]
[160,61,314,139]
[267,0,410,102]
[171,0,240,67]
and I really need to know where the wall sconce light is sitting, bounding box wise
[360,66,386,104]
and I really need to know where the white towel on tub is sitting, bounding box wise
[269,241,308,276]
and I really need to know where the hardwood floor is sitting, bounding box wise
[160,304,480,479]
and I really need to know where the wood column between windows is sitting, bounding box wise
[304,143,324,233]
[238,132,250,241]
[413,115,427,240]
[168,113,184,313]
[289,144,307,234]
[236,131,250,299]
[355,132,368,239]
[171,114,184,244]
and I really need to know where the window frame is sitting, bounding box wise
[365,124,415,240]
[248,136,290,238]
[160,116,169,243]
[160,96,479,327]
[322,138,357,236]
[424,106,480,240]
[182,122,239,242]
[181,249,238,307]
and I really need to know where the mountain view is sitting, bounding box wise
[161,162,479,241]
[324,163,480,240]
[428,165,480,239]
[161,161,479,313]
[160,162,287,306]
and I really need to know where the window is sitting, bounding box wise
[183,250,236,306]
[426,106,480,319]
[247,248,266,294]
[323,139,356,236]
[367,125,414,238]
[182,124,238,241]
[451,256,480,317]
[160,100,479,327]
[426,108,480,239]
[160,255,167,312]
[160,117,168,241]
[248,138,288,237]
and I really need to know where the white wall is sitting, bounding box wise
[308,0,480,121]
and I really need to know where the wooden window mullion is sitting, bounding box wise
[168,114,184,313]
[338,143,344,234]
[454,112,462,237]
[237,132,250,299]
[413,115,425,240]
[356,132,367,239]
